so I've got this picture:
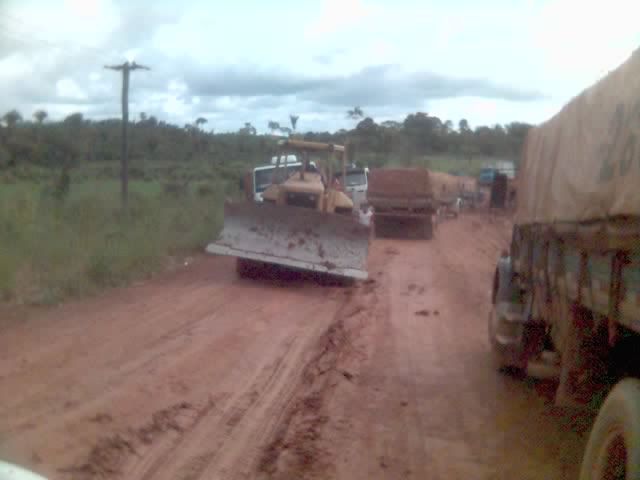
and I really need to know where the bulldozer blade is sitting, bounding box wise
[206,202,369,280]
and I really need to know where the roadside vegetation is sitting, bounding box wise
[0,167,227,304]
[0,107,532,304]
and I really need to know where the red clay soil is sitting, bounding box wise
[0,214,590,479]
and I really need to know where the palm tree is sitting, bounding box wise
[268,120,281,135]
[345,107,364,164]
[289,114,299,132]
[33,110,47,125]
[346,106,364,120]
[195,117,207,129]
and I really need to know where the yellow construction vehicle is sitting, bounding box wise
[206,139,369,280]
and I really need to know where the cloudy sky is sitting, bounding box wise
[1,0,638,133]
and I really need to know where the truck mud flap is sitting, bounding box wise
[206,202,370,280]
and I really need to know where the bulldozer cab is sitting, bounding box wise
[262,139,354,215]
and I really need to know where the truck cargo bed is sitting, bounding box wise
[367,168,435,213]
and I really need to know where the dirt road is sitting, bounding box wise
[0,214,590,479]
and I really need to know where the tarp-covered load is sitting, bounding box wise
[516,48,640,227]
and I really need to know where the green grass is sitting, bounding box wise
[0,178,224,304]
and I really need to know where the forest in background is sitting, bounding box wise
[0,108,532,175]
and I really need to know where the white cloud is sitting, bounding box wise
[56,78,88,101]
[11,0,119,49]
[532,0,640,91]
[305,0,377,39]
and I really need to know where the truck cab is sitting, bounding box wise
[334,166,369,210]
[478,167,497,187]
[250,155,317,203]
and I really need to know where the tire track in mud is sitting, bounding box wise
[0,282,233,428]
[59,400,214,480]
[49,287,352,479]
[157,302,356,480]
[0,255,355,479]
[255,279,384,479]
[130,331,303,480]
[1,281,279,443]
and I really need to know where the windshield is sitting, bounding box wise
[337,172,367,187]
[254,165,301,193]
[479,169,495,179]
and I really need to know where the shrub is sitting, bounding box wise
[197,183,216,196]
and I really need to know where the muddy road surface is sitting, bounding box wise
[0,214,590,479]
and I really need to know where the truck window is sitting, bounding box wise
[336,171,367,187]
[254,168,275,193]
[253,164,304,193]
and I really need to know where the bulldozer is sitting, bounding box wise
[206,139,369,280]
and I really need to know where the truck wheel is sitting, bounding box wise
[579,378,640,480]
[423,217,433,240]
[374,217,387,238]
[489,305,509,369]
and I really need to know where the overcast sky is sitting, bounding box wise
[1,0,638,133]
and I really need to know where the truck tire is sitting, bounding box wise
[488,257,529,372]
[423,217,433,240]
[579,378,640,480]
[373,216,388,238]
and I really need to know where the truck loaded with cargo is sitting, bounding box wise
[366,168,436,239]
[488,49,640,479]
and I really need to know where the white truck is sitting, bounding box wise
[489,48,640,479]
[334,166,369,210]
[248,155,302,202]
[243,155,320,203]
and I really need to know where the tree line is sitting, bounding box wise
[0,107,532,171]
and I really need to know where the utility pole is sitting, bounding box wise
[105,61,150,208]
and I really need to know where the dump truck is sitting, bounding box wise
[367,168,435,239]
[207,139,369,281]
[488,49,640,479]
